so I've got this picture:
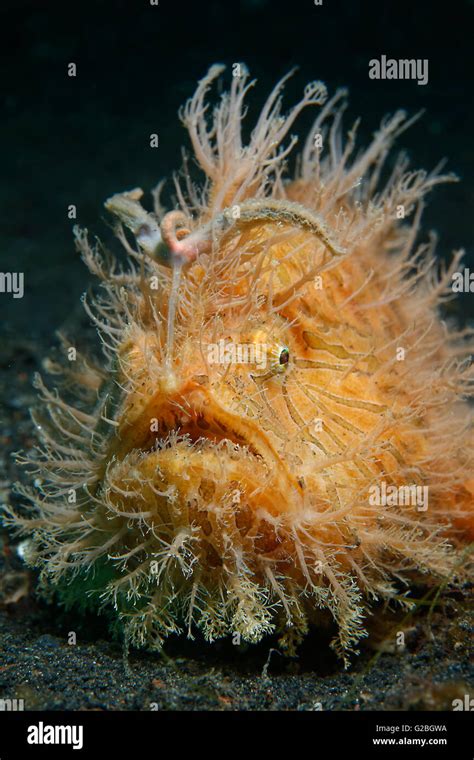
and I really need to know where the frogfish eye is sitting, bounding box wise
[279,347,290,366]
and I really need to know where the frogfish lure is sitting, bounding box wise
[4,64,473,664]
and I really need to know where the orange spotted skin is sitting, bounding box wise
[5,65,472,662]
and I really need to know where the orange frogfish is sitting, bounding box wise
[5,65,473,663]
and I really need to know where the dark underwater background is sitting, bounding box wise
[0,0,473,711]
